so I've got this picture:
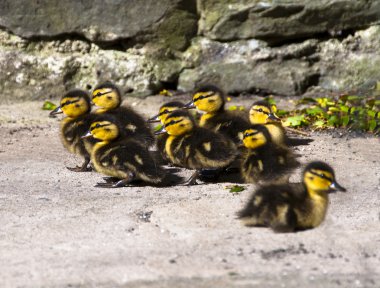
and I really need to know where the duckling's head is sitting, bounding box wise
[83,116,120,142]
[249,101,281,124]
[50,89,91,118]
[156,110,195,136]
[92,81,122,110]
[148,101,184,124]
[184,85,225,113]
[242,125,271,149]
[303,161,346,193]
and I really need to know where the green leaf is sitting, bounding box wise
[284,115,307,127]
[339,105,350,113]
[226,185,245,193]
[313,120,325,128]
[267,97,276,106]
[42,101,57,111]
[228,105,238,111]
[341,115,350,127]
[368,120,377,132]
[276,109,289,116]
[327,115,339,127]
[306,106,324,116]
[154,124,163,132]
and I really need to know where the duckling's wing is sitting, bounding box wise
[111,107,155,146]
[213,112,251,142]
[62,114,98,154]
[99,140,165,184]
[238,183,305,230]
[191,129,237,168]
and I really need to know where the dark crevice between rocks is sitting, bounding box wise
[26,32,141,52]
[259,27,360,47]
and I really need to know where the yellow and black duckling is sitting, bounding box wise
[249,101,313,146]
[240,124,300,184]
[82,115,178,187]
[155,110,237,185]
[147,101,185,124]
[50,89,98,172]
[92,81,155,146]
[148,101,185,164]
[238,161,346,232]
[184,85,251,143]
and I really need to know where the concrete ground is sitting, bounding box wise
[0,95,379,288]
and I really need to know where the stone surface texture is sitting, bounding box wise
[1,0,380,102]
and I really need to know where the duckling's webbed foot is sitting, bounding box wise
[67,159,92,172]
[182,170,200,186]
[95,172,135,188]
[102,177,120,183]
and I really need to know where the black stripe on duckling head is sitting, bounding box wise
[62,89,91,107]
[303,161,346,192]
[53,89,92,117]
[92,81,121,97]
[158,101,185,116]
[92,81,122,109]
[162,110,196,136]
[243,124,272,141]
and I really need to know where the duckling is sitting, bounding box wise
[147,101,185,124]
[50,89,98,172]
[240,124,300,184]
[184,85,251,144]
[82,115,177,187]
[92,81,155,146]
[148,101,185,164]
[238,161,346,232]
[155,110,237,185]
[249,101,313,146]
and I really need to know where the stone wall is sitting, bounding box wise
[1,0,380,102]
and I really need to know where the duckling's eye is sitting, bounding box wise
[95,123,101,128]
[96,92,102,97]
[258,108,263,112]
[244,133,249,137]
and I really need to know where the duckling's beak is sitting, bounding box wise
[49,106,63,116]
[267,113,281,122]
[154,126,167,135]
[147,114,160,123]
[81,131,93,139]
[183,101,196,109]
[330,181,347,192]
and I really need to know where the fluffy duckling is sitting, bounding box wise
[249,101,313,146]
[50,89,97,172]
[92,82,155,146]
[155,110,237,185]
[238,161,346,232]
[148,101,184,164]
[147,101,185,124]
[184,85,251,143]
[240,124,300,184]
[82,115,176,187]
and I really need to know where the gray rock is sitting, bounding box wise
[179,25,380,96]
[178,38,320,95]
[0,30,185,103]
[199,0,380,44]
[0,0,198,50]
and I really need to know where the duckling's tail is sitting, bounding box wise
[286,137,314,146]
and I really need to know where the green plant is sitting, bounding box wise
[270,93,379,134]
